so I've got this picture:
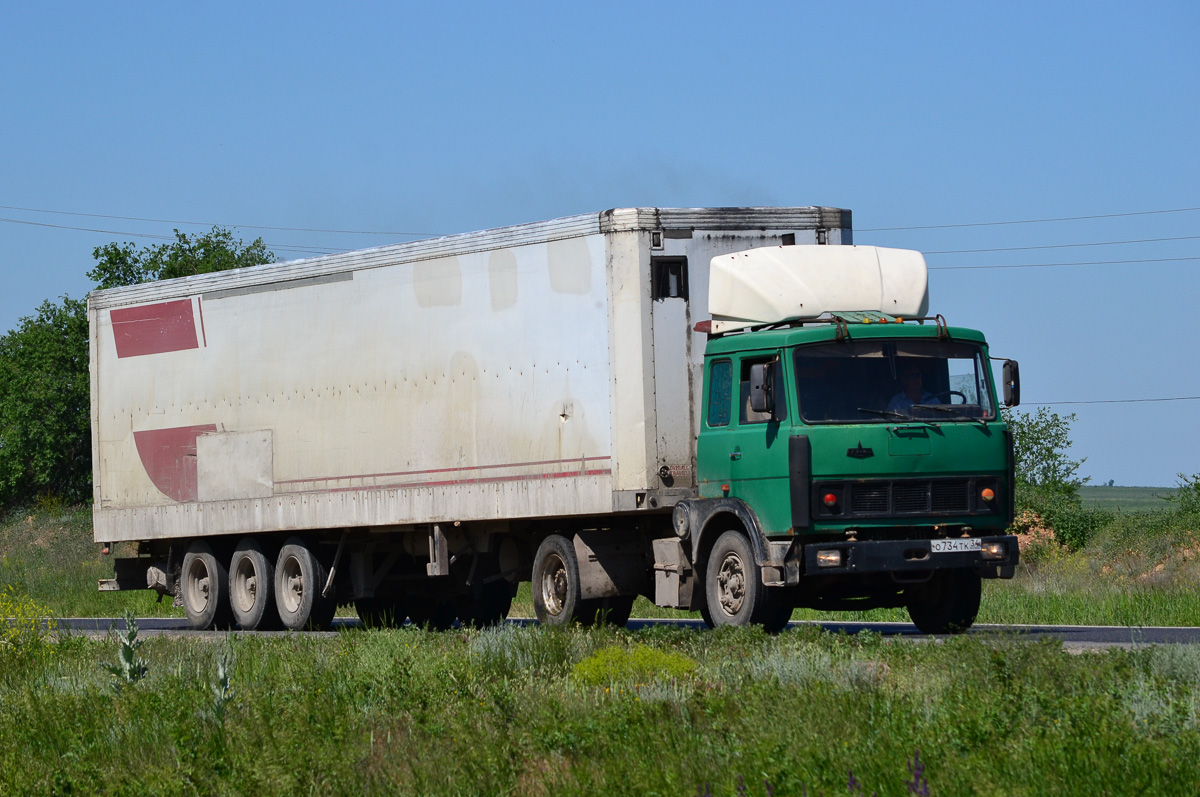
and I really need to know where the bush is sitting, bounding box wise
[572,643,697,686]
[1015,485,1111,550]
[0,585,57,663]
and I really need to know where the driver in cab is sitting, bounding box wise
[887,366,939,413]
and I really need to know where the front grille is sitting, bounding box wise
[932,481,970,512]
[893,482,929,513]
[837,478,979,517]
[854,486,889,514]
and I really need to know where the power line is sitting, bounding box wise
[923,235,1200,255]
[858,206,1200,232]
[929,255,1200,271]
[1029,396,1200,406]
[0,203,441,237]
[0,216,345,256]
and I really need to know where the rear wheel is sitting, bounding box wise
[181,541,233,630]
[906,569,982,635]
[355,597,407,628]
[229,537,279,630]
[532,534,584,627]
[578,595,636,627]
[274,538,336,631]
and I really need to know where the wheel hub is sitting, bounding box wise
[717,553,746,615]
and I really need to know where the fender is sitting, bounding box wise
[674,497,772,568]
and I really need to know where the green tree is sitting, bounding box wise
[0,297,91,505]
[0,228,273,509]
[1003,406,1087,496]
[89,227,274,289]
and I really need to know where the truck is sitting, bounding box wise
[89,206,1020,634]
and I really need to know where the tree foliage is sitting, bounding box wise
[0,228,273,509]
[88,227,274,289]
[0,297,91,505]
[1003,406,1087,496]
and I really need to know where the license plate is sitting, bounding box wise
[931,538,981,553]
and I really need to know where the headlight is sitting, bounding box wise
[816,549,843,568]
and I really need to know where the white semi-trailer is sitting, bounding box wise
[91,207,856,630]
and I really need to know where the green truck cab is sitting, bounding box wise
[675,308,1019,634]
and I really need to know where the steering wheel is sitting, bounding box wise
[934,391,968,405]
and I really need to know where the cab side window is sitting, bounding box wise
[707,359,733,427]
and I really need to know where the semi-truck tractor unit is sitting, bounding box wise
[90,207,1019,633]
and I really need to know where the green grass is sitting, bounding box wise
[2,624,1199,794]
[1079,485,1176,511]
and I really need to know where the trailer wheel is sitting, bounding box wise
[704,531,770,628]
[274,538,336,631]
[407,598,457,631]
[355,597,407,628]
[181,541,233,631]
[229,538,280,631]
[532,534,584,627]
[905,569,982,635]
[458,578,514,629]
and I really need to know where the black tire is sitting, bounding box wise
[760,592,794,634]
[407,597,457,631]
[532,534,584,627]
[228,537,280,631]
[577,595,636,628]
[274,537,337,631]
[705,530,769,628]
[906,569,982,635]
[355,597,407,628]
[458,577,514,629]
[181,540,233,630]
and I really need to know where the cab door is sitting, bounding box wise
[726,353,793,534]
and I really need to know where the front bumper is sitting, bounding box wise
[802,534,1019,579]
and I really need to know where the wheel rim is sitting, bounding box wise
[280,554,304,614]
[716,551,746,616]
[540,553,569,617]
[184,556,211,615]
[232,555,258,614]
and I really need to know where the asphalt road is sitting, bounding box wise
[55,617,1200,649]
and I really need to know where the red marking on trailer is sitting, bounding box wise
[110,300,200,358]
[275,456,612,485]
[196,297,207,347]
[321,467,613,493]
[133,424,218,502]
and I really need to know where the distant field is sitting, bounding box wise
[1079,484,1176,511]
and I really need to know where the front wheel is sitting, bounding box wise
[705,531,770,628]
[906,569,982,634]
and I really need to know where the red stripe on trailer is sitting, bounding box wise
[133,424,218,502]
[110,300,200,358]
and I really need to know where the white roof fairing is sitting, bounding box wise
[707,245,929,333]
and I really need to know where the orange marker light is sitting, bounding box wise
[980,488,995,502]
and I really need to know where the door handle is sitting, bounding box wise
[729,451,742,461]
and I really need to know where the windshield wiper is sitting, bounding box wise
[912,404,987,426]
[856,407,910,421]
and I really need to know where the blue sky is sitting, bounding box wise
[2,2,1197,486]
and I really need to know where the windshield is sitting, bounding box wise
[793,338,995,423]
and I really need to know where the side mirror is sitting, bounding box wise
[1002,360,1020,407]
[749,363,774,416]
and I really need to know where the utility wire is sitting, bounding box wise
[0,216,346,256]
[858,206,1200,232]
[0,203,441,237]
[929,255,1200,271]
[1029,397,1200,406]
[923,235,1200,255]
